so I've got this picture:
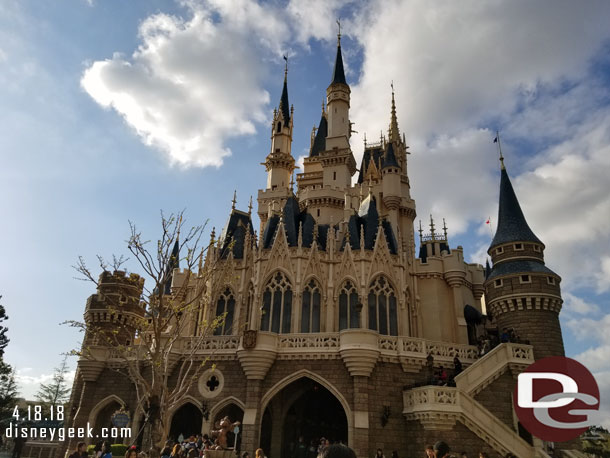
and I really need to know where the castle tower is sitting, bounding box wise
[258,65,296,232]
[82,270,145,349]
[484,159,564,359]
[321,31,356,191]
[264,64,295,191]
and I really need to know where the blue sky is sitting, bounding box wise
[1,0,609,426]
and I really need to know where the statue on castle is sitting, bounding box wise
[210,416,240,449]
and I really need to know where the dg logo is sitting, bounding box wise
[513,356,600,442]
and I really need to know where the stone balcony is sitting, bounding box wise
[81,331,481,381]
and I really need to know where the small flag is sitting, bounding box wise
[283,55,287,62]
[493,136,498,143]
[486,218,490,225]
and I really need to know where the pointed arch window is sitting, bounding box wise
[260,272,293,333]
[339,281,359,330]
[301,279,321,333]
[368,276,398,336]
[214,288,235,335]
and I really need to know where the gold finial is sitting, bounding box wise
[363,132,367,147]
[495,131,505,170]
[321,99,325,114]
[429,214,436,241]
[290,172,295,193]
[418,220,423,242]
[210,227,216,245]
[336,19,341,45]
[231,190,237,210]
[176,214,183,238]
[248,196,253,215]
[443,218,448,240]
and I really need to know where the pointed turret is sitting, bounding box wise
[484,152,564,359]
[326,28,351,151]
[489,168,542,250]
[310,111,328,157]
[382,141,399,169]
[331,35,347,86]
[262,62,295,191]
[389,86,400,143]
[279,66,290,124]
[164,238,180,294]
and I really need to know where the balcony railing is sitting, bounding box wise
[96,332,481,366]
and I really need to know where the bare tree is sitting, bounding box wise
[66,211,235,456]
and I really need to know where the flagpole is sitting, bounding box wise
[496,130,505,170]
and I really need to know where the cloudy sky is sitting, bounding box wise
[1,0,609,427]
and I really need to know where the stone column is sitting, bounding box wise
[241,379,262,455]
[339,330,379,458]
[352,376,370,457]
[445,272,468,344]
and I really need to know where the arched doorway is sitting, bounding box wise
[212,404,244,451]
[260,377,348,458]
[92,399,123,444]
[170,403,202,441]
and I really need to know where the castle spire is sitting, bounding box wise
[389,81,400,143]
[165,236,180,294]
[279,55,290,123]
[331,20,347,86]
[489,161,542,250]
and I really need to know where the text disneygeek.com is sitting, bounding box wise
[5,423,132,441]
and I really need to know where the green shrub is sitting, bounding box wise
[86,444,129,457]
[111,444,129,457]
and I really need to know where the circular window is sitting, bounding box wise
[198,368,224,399]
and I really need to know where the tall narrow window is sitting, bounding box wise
[339,281,359,330]
[260,272,293,333]
[245,284,255,328]
[301,279,321,333]
[368,276,398,336]
[214,288,235,335]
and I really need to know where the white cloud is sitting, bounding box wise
[563,292,601,316]
[344,0,610,295]
[287,0,348,45]
[81,1,289,168]
[350,0,610,140]
[15,368,76,400]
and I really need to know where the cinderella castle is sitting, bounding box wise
[66,34,577,458]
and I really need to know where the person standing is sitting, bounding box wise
[433,441,450,458]
[100,442,112,458]
[69,442,88,458]
[425,445,434,458]
[374,449,385,458]
[11,437,26,458]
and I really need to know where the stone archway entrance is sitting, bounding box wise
[170,403,202,441]
[260,378,348,458]
[92,399,123,444]
[212,404,244,450]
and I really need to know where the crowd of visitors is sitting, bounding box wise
[69,437,521,458]
[477,328,528,357]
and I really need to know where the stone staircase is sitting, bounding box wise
[404,385,537,457]
[454,343,534,395]
[403,343,541,457]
